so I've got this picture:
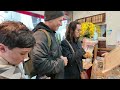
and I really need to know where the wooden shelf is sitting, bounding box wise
[93,44,115,61]
[98,47,113,51]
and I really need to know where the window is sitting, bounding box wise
[56,20,68,41]
[99,24,106,37]
[0,11,42,30]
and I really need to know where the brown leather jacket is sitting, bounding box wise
[30,22,65,79]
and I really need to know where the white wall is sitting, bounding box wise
[73,11,120,45]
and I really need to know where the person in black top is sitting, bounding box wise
[61,21,90,79]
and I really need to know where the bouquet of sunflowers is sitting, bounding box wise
[80,22,101,39]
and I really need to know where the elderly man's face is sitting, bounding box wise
[49,16,64,31]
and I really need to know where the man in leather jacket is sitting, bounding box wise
[30,11,68,79]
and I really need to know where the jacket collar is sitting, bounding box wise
[33,22,56,33]
[0,57,22,79]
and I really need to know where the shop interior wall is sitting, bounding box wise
[73,11,120,45]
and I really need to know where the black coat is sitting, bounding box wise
[30,22,65,79]
[61,39,85,79]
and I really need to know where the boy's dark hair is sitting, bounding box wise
[0,21,36,49]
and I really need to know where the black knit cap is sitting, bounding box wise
[44,11,64,21]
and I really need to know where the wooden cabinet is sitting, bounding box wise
[77,13,106,24]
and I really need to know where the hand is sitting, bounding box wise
[80,71,89,79]
[60,56,68,66]
[101,52,109,57]
[83,52,92,58]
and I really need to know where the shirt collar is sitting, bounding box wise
[0,57,9,65]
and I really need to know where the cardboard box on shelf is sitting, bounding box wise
[90,57,104,79]
[91,50,120,79]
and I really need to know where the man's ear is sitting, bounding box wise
[0,44,6,53]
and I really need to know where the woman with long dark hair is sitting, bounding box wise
[61,21,90,79]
